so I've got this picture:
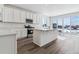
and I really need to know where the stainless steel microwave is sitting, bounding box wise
[26,19,33,24]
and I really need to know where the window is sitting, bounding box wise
[63,17,70,33]
[52,17,58,30]
[71,16,79,33]
[57,18,63,32]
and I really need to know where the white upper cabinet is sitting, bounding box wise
[13,8,21,22]
[20,10,26,23]
[3,5,46,24]
[0,5,3,21]
[30,12,33,19]
[0,5,3,13]
[33,14,37,24]
[3,5,50,25]
[26,11,30,19]
[26,11,33,19]
[3,6,14,22]
[3,5,26,23]
[36,15,40,25]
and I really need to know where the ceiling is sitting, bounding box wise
[12,4,79,16]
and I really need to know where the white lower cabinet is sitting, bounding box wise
[16,29,27,39]
[21,29,27,38]
[16,29,21,39]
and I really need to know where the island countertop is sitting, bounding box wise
[34,28,53,31]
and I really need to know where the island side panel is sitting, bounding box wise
[40,30,57,46]
[33,29,57,47]
[33,29,41,46]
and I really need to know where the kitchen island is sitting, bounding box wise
[33,29,57,47]
[0,30,17,54]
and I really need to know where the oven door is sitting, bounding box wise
[28,30,33,34]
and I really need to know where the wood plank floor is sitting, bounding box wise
[17,34,79,54]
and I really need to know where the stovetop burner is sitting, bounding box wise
[24,25,34,28]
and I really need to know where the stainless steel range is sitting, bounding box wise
[24,25,34,38]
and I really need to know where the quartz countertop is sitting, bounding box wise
[34,28,53,31]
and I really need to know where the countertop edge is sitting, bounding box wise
[0,33,16,37]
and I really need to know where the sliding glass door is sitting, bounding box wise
[71,16,79,33]
[63,17,71,33]
[52,18,58,30]
[57,18,63,34]
[52,16,79,35]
